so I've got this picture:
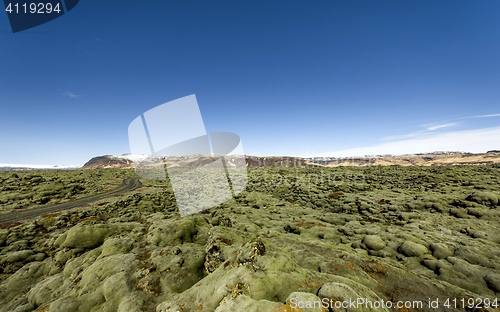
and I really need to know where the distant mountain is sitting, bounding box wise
[79,155,135,170]
[79,154,311,170]
[4,150,499,172]
[78,151,500,170]
[0,163,81,171]
[305,151,500,167]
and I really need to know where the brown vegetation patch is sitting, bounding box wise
[36,304,51,312]
[295,221,327,229]
[35,223,48,233]
[42,212,60,219]
[79,217,101,223]
[328,191,344,199]
[0,221,22,229]
[357,218,378,223]
[139,252,151,261]
[344,263,358,270]
[362,259,388,278]
[217,237,234,245]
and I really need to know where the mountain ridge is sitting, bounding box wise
[3,151,499,171]
[79,151,500,170]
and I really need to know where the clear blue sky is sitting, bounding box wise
[1,0,499,165]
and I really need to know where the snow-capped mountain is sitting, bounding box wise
[0,163,81,171]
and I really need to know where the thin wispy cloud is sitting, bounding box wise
[382,122,459,141]
[315,126,500,157]
[426,123,458,131]
[382,130,426,141]
[62,91,81,99]
[473,113,500,118]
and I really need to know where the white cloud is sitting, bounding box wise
[382,122,458,141]
[382,130,426,141]
[474,113,500,118]
[314,126,500,157]
[62,91,81,98]
[426,123,458,131]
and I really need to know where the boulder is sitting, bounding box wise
[62,224,118,248]
[398,241,429,257]
[363,235,386,251]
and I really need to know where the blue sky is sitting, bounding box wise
[1,0,499,165]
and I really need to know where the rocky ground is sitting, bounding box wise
[0,165,499,311]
